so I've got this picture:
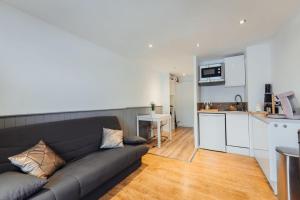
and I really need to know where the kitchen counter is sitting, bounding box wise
[198,110,248,114]
[251,113,300,124]
[198,111,300,124]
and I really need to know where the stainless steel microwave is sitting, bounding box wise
[199,63,225,85]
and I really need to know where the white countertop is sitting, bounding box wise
[198,110,248,114]
[251,114,300,124]
[198,110,300,124]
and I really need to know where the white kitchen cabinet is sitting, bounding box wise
[251,115,300,194]
[225,55,245,87]
[254,148,271,182]
[252,116,269,151]
[199,113,226,152]
[268,121,299,194]
[251,116,273,191]
[226,112,249,148]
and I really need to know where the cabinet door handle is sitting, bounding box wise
[274,124,278,128]
[283,124,288,128]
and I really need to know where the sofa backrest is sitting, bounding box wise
[0,116,121,173]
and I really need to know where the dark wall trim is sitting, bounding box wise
[0,106,163,118]
[0,106,163,137]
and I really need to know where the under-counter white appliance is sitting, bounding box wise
[199,113,226,152]
[199,63,225,85]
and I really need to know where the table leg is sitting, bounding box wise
[150,122,154,137]
[136,117,139,137]
[169,117,172,140]
[157,120,161,148]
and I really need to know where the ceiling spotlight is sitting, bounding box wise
[240,19,247,25]
[196,43,200,47]
[182,73,186,77]
[148,44,153,48]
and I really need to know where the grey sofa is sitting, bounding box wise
[0,116,149,200]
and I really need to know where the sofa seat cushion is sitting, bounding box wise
[54,145,148,197]
[28,189,56,200]
[29,173,81,200]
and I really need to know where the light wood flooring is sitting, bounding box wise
[101,150,276,200]
[147,127,195,161]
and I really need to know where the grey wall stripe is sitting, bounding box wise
[0,106,163,137]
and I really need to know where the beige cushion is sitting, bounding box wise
[8,140,65,178]
[100,128,124,149]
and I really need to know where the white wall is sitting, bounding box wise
[246,43,272,111]
[0,3,163,116]
[195,12,300,112]
[271,12,300,108]
[193,56,199,147]
[160,73,170,114]
[175,75,193,127]
[198,58,246,103]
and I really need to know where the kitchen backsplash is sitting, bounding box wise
[198,85,245,103]
[198,102,248,111]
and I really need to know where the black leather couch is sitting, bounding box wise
[0,116,149,200]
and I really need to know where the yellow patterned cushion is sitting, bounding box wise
[8,140,65,178]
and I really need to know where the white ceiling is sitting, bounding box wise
[4,0,300,74]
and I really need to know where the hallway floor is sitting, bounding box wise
[147,127,195,162]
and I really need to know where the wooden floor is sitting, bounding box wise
[147,127,195,161]
[101,150,276,200]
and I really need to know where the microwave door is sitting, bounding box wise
[199,66,209,83]
[201,68,216,78]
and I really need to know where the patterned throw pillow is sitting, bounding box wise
[100,128,124,149]
[8,140,66,178]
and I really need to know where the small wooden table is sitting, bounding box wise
[137,114,172,148]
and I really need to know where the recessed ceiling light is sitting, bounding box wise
[240,19,247,25]
[196,43,200,47]
[148,44,153,48]
[182,73,186,77]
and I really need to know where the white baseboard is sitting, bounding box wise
[226,146,250,156]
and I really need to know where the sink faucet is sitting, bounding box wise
[235,95,243,111]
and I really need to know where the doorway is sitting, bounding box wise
[147,74,195,162]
